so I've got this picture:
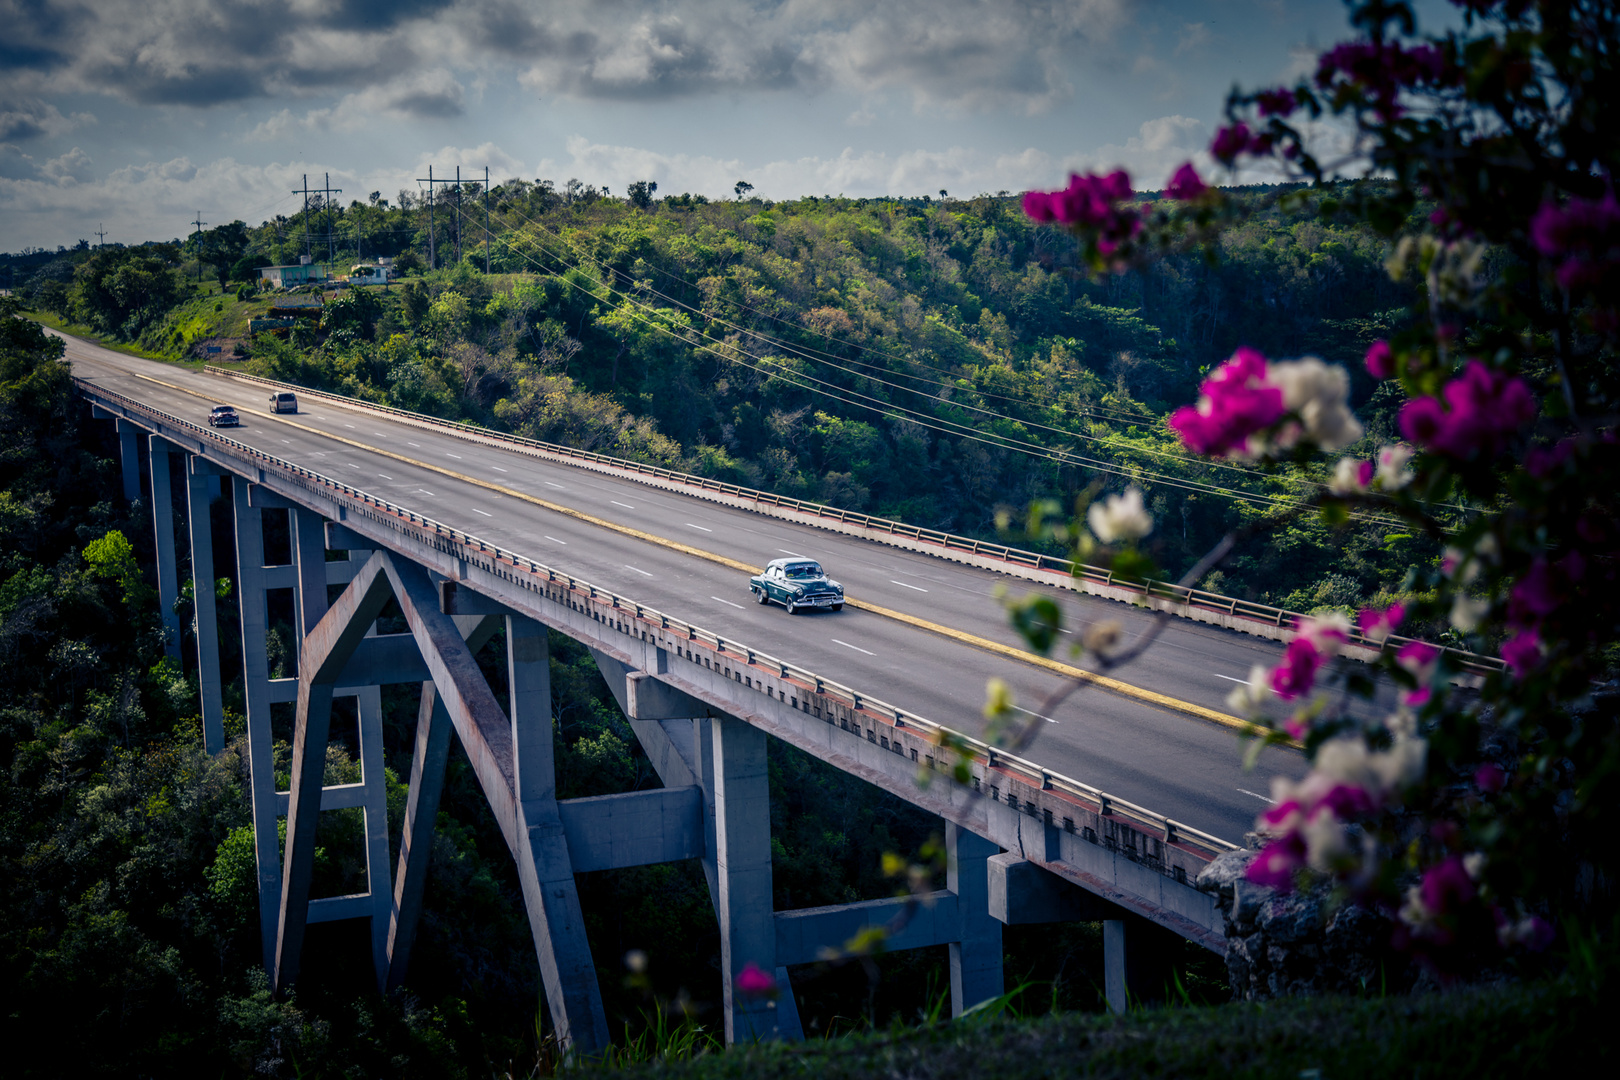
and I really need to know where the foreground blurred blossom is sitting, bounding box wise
[1398,360,1536,460]
[1376,443,1416,489]
[1021,170,1141,254]
[1329,456,1375,495]
[1169,348,1361,458]
[1530,192,1620,289]
[735,962,776,998]
[1269,614,1351,701]
[1087,486,1153,542]
[1164,162,1208,201]
[1358,602,1406,644]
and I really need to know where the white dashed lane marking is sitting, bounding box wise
[831,639,874,655]
[890,580,928,592]
[1012,705,1059,725]
[686,523,712,532]
[473,508,493,517]
[491,466,508,473]
[778,549,805,558]
[416,489,436,497]
[446,452,463,459]
[1237,788,1276,804]
[377,474,392,480]
[407,442,421,448]
[612,500,635,509]
[544,535,567,545]
[624,564,654,577]
[712,596,744,609]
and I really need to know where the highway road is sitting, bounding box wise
[58,331,1308,843]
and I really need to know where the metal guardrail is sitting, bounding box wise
[80,375,1240,861]
[203,365,1506,677]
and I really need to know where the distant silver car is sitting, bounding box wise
[268,391,298,413]
[208,405,240,427]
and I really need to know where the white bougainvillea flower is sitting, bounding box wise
[1087,486,1153,542]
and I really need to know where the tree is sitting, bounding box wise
[734,180,754,200]
[627,180,659,210]
[1016,0,1620,974]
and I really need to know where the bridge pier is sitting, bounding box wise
[187,457,226,754]
[148,436,181,661]
[116,418,143,502]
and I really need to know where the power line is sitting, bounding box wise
[190,211,207,283]
[457,201,1395,521]
[473,196,1331,495]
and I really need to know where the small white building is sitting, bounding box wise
[346,258,394,285]
[258,256,328,288]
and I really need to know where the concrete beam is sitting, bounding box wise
[989,854,1125,925]
[325,520,375,553]
[1104,913,1182,1015]
[440,580,515,617]
[626,672,712,722]
[774,891,960,967]
[557,787,704,873]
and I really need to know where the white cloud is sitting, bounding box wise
[0,98,96,142]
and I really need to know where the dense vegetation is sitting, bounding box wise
[8,182,1441,627]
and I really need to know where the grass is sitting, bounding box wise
[574,972,1611,1079]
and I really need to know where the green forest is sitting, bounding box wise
[9,181,1439,626]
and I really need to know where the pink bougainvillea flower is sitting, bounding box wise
[1507,559,1563,629]
[1496,911,1555,951]
[1501,629,1543,675]
[1358,602,1406,643]
[1269,618,1347,701]
[1316,40,1455,121]
[1167,347,1286,456]
[1316,783,1376,819]
[1022,171,1142,254]
[1474,762,1506,794]
[1530,192,1620,290]
[1256,87,1299,117]
[1210,123,1267,165]
[1245,833,1307,891]
[1364,340,1395,380]
[735,962,776,997]
[1397,360,1536,460]
[1525,437,1580,478]
[1420,856,1477,915]
[1165,162,1207,201]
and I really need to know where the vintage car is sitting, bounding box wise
[268,391,299,414]
[749,558,844,613]
[207,404,240,427]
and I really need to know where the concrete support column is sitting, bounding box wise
[387,613,500,992]
[947,823,1003,1017]
[116,419,142,502]
[707,714,782,1044]
[232,478,282,972]
[508,614,611,1052]
[1103,913,1179,1015]
[148,437,181,661]
[187,459,225,754]
[292,507,330,645]
[356,684,392,989]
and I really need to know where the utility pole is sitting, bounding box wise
[453,165,463,266]
[414,165,439,270]
[94,224,107,249]
[191,212,208,285]
[415,165,461,271]
[293,174,313,262]
[318,172,343,266]
[484,165,491,274]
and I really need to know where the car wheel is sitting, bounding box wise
[831,603,843,612]
[786,598,797,615]
[755,587,769,605]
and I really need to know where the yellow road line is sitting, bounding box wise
[108,365,1257,734]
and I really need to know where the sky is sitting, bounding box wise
[0,1,1454,252]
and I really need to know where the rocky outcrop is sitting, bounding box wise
[1197,849,1413,1000]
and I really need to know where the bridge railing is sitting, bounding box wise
[203,365,1504,677]
[81,375,1239,861]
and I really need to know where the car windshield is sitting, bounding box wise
[213,407,234,413]
[783,563,822,580]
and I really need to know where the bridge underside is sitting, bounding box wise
[86,390,1231,1051]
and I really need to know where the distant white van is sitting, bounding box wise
[269,391,298,414]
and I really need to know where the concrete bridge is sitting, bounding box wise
[67,341,1292,1051]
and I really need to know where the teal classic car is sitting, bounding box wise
[750,558,844,613]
